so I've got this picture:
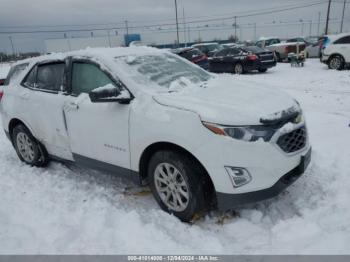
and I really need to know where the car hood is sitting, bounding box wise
[153,75,300,125]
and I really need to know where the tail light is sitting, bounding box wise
[284,46,289,53]
[0,90,4,102]
[247,54,257,60]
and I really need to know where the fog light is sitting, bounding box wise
[225,167,252,188]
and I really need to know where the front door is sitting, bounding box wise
[64,60,131,170]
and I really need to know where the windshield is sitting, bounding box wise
[114,53,211,90]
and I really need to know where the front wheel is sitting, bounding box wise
[12,124,49,167]
[258,68,268,73]
[148,150,207,222]
[328,55,344,70]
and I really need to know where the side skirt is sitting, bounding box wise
[72,153,140,184]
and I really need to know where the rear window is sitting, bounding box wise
[180,49,202,60]
[4,63,29,85]
[36,63,65,91]
[334,36,350,44]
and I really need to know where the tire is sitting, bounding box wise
[258,68,268,73]
[12,124,49,167]
[234,63,244,74]
[328,55,344,70]
[148,150,207,222]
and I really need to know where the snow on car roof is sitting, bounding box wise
[13,46,166,66]
[192,42,219,46]
[8,47,168,85]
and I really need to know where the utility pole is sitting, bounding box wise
[125,20,129,36]
[9,36,15,55]
[325,0,332,35]
[254,22,257,41]
[174,0,180,46]
[340,0,347,33]
[309,20,312,37]
[234,16,237,42]
[301,22,304,36]
[107,30,111,47]
[183,7,187,47]
[317,12,321,36]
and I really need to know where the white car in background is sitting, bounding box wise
[0,47,311,221]
[321,33,350,70]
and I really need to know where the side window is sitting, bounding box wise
[334,36,350,44]
[5,63,29,85]
[256,41,262,48]
[228,48,240,55]
[36,63,65,92]
[215,49,228,57]
[71,62,116,95]
[23,66,36,88]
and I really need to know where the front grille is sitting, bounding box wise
[277,127,307,153]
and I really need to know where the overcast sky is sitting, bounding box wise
[0,0,349,54]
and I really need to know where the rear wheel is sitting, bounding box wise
[258,68,268,73]
[12,124,49,167]
[328,55,344,70]
[148,150,207,222]
[234,63,244,74]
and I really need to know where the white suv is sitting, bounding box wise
[321,33,350,70]
[0,47,311,221]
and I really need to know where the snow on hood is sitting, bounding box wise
[153,75,299,125]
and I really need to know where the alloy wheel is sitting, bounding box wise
[154,162,190,212]
[234,63,243,74]
[16,132,35,163]
[329,57,341,70]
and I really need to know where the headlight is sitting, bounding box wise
[202,122,275,142]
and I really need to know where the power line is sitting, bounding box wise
[0,1,329,30]
[0,0,329,35]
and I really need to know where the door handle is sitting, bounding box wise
[65,102,79,110]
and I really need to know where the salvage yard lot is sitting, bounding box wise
[0,59,349,254]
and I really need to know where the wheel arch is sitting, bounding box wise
[8,118,27,139]
[138,141,217,206]
[327,53,345,62]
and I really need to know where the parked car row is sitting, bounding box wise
[171,32,350,72]
[174,44,277,74]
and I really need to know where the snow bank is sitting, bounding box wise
[0,59,349,254]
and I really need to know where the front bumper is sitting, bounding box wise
[216,147,311,211]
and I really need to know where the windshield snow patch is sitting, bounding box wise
[114,53,211,90]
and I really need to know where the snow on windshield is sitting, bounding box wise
[114,53,211,90]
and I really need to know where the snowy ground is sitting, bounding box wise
[0,59,350,254]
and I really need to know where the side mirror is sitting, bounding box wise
[0,79,5,86]
[89,84,132,104]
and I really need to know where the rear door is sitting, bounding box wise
[22,60,72,160]
[209,49,229,72]
[63,58,131,170]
